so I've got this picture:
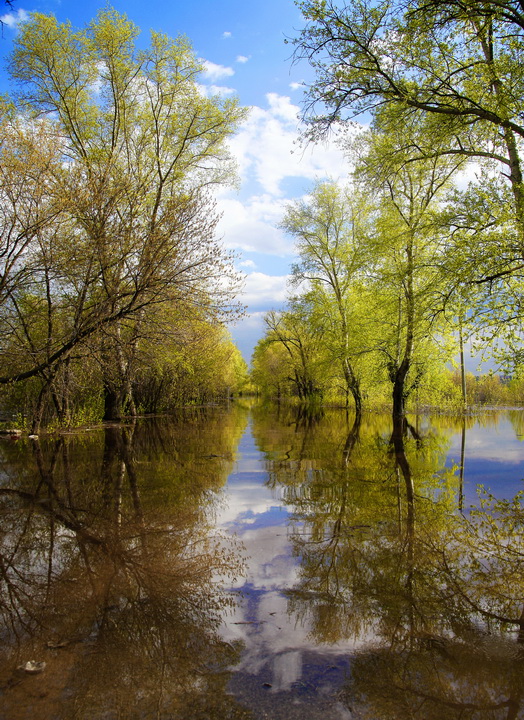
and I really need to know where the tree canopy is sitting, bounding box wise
[248,0,524,414]
[0,8,247,428]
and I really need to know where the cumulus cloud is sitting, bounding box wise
[242,272,289,307]
[217,194,293,255]
[199,84,236,97]
[228,92,350,196]
[0,8,29,28]
[240,310,267,328]
[222,31,232,39]
[217,92,363,357]
[201,59,235,81]
[216,92,360,267]
[236,55,250,64]
[289,81,305,91]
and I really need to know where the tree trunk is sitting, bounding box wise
[343,358,362,416]
[459,319,467,410]
[392,365,408,419]
[103,384,124,422]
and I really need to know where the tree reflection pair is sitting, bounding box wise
[0,412,251,720]
[252,406,524,720]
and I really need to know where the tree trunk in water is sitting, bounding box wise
[103,384,124,422]
[343,358,362,416]
[31,388,47,434]
[392,364,407,419]
[351,382,362,416]
[31,375,55,433]
[459,320,467,411]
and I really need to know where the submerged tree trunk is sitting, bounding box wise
[392,358,410,419]
[390,231,414,421]
[101,322,137,422]
[343,357,362,416]
[103,384,124,422]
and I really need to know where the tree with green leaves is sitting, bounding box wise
[353,120,463,418]
[257,300,327,402]
[281,181,371,413]
[0,8,245,425]
[292,0,524,270]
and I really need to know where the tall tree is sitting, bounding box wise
[281,182,369,413]
[353,119,463,418]
[292,0,524,265]
[0,9,245,424]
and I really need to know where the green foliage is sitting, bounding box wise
[290,0,524,386]
[257,155,462,413]
[0,8,247,428]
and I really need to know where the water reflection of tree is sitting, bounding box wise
[0,410,251,720]
[253,407,524,719]
[341,485,524,720]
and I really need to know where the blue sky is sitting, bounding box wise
[0,0,350,361]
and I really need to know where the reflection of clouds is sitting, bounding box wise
[217,475,284,526]
[238,526,296,590]
[217,423,286,527]
[448,418,524,464]
[272,650,301,690]
[218,419,382,711]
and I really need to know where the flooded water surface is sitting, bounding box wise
[1,403,524,719]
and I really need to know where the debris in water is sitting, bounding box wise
[18,661,46,674]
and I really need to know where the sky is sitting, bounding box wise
[0,0,351,362]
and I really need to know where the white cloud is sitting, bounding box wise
[199,84,236,97]
[242,272,290,307]
[217,194,292,255]
[216,92,362,355]
[0,8,29,28]
[239,259,256,268]
[240,310,267,328]
[289,81,304,91]
[236,55,250,64]
[201,59,235,81]
[215,93,361,268]
[228,92,351,196]
[223,31,232,39]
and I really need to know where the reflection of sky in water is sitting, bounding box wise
[445,416,524,504]
[218,411,524,717]
[218,419,388,718]
[217,421,289,529]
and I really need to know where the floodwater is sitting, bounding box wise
[1,402,524,719]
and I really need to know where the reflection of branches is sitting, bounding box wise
[0,417,247,718]
[252,406,524,718]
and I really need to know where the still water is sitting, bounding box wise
[1,402,524,719]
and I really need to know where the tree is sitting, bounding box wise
[281,182,370,413]
[352,118,463,419]
[292,0,524,265]
[260,300,327,402]
[251,336,290,399]
[0,9,246,424]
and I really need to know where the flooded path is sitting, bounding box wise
[1,403,524,718]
